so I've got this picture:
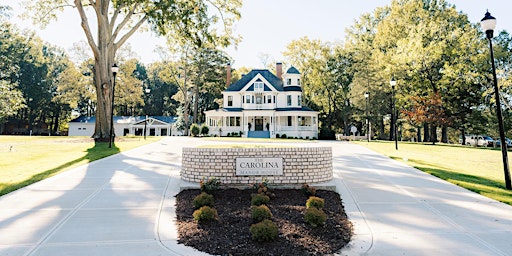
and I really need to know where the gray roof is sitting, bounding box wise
[276,106,316,112]
[286,66,300,74]
[70,116,177,124]
[226,69,284,92]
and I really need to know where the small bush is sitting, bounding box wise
[193,206,218,222]
[200,124,209,136]
[250,219,278,242]
[281,134,287,139]
[251,193,270,206]
[305,207,326,227]
[251,205,273,222]
[200,177,221,194]
[302,184,317,197]
[190,123,200,137]
[306,196,325,209]
[193,192,214,209]
[275,134,280,138]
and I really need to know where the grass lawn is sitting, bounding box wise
[0,136,160,196]
[354,140,512,205]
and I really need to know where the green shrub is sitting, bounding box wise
[251,205,273,222]
[250,219,278,242]
[306,196,324,209]
[276,134,280,138]
[251,193,270,206]
[304,207,326,227]
[302,184,317,197]
[190,123,200,137]
[281,134,287,139]
[200,177,221,194]
[200,124,209,136]
[193,192,214,209]
[193,206,218,222]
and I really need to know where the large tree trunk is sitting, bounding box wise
[430,124,438,144]
[416,127,421,142]
[441,125,448,143]
[423,123,430,142]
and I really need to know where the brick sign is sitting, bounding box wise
[236,157,283,176]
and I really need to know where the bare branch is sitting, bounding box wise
[74,0,99,58]
[110,3,138,45]
[114,15,148,51]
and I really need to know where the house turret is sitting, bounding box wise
[282,66,301,91]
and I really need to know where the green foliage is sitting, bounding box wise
[281,134,287,139]
[251,193,270,206]
[250,219,278,242]
[304,207,327,227]
[0,80,25,120]
[190,123,200,137]
[193,206,218,222]
[302,184,317,197]
[200,124,209,135]
[251,205,273,222]
[306,196,325,209]
[200,177,221,194]
[193,192,214,209]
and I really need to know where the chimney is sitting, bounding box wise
[276,62,283,80]
[226,63,231,88]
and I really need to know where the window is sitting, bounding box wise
[256,95,262,104]
[228,96,233,106]
[298,95,301,106]
[297,79,300,85]
[287,95,292,106]
[287,116,292,126]
[246,94,251,103]
[254,82,264,91]
[287,78,291,85]
[267,94,272,103]
[229,117,241,126]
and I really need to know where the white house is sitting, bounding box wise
[204,63,318,139]
[68,116,183,137]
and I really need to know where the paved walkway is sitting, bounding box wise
[0,137,511,256]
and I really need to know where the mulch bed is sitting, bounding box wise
[175,188,352,256]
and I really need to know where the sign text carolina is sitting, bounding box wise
[235,157,283,176]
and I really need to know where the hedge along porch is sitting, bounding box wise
[181,147,333,185]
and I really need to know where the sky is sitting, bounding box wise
[9,1,512,69]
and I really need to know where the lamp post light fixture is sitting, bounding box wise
[481,11,511,190]
[144,88,151,140]
[390,78,398,150]
[109,63,119,148]
[364,92,370,143]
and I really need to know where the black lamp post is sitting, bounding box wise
[390,78,398,150]
[481,11,511,190]
[364,92,370,143]
[109,63,119,148]
[144,88,150,140]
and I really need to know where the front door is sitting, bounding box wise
[255,117,264,131]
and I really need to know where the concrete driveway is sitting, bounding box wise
[0,137,510,256]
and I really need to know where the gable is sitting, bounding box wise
[241,75,279,92]
[226,69,283,92]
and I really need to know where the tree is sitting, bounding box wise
[0,80,25,120]
[23,0,241,140]
[402,92,451,144]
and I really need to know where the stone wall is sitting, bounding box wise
[181,147,332,185]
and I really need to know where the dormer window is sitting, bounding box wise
[228,96,233,106]
[254,82,264,91]
[287,78,291,85]
[245,94,251,103]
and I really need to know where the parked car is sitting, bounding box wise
[462,135,494,147]
[494,137,512,147]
